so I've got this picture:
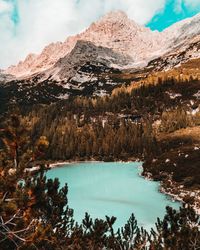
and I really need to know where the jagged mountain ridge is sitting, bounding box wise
[147,13,200,71]
[147,36,200,71]
[0,41,136,111]
[1,10,200,110]
[45,40,132,81]
[6,11,160,77]
[5,11,200,78]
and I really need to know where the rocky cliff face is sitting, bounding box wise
[45,40,132,81]
[163,13,200,46]
[3,11,200,80]
[0,41,136,109]
[5,11,163,77]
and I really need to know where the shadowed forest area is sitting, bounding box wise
[0,115,199,249]
[0,73,200,249]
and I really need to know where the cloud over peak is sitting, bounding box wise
[0,0,199,69]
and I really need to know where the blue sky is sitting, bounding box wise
[8,0,200,31]
[0,0,200,68]
[147,0,200,31]
[11,0,19,24]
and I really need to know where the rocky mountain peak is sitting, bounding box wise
[97,10,138,28]
[99,10,128,22]
[5,10,154,77]
[5,11,200,78]
[88,10,146,36]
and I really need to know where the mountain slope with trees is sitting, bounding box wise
[1,63,197,212]
[0,115,199,249]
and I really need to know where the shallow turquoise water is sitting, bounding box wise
[47,162,180,230]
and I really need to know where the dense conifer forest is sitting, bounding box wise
[1,7,200,249]
[0,115,199,249]
[0,74,200,249]
[18,76,199,188]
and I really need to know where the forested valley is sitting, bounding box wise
[0,115,199,249]
[0,73,200,249]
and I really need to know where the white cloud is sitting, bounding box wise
[0,0,12,14]
[184,0,200,8]
[174,0,200,12]
[174,0,183,13]
[0,0,167,68]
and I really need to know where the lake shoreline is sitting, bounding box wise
[49,160,101,168]
[142,170,200,215]
[48,160,183,207]
[48,158,142,169]
[47,161,180,230]
[45,159,199,215]
[160,177,200,215]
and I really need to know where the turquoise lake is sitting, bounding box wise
[47,162,180,230]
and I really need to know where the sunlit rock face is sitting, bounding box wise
[6,11,200,78]
[6,10,160,77]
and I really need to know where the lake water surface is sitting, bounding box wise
[47,162,180,230]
